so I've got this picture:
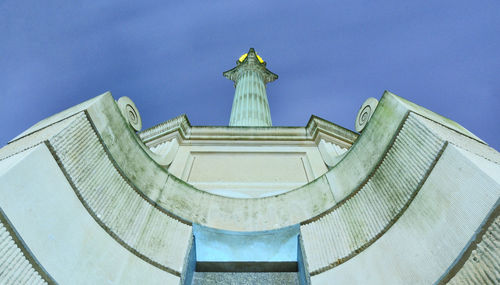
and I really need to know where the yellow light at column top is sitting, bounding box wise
[238,53,264,63]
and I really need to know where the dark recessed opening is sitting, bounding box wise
[196,261,298,272]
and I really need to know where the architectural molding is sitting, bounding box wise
[139,114,358,149]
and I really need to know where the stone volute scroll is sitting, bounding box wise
[117,96,142,132]
[355,97,379,133]
[116,96,179,167]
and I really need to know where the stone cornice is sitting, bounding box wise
[306,115,359,146]
[138,114,358,147]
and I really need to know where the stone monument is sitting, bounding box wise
[0,48,498,284]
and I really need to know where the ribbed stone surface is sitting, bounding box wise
[448,214,500,284]
[49,112,191,275]
[301,113,444,274]
[0,115,77,162]
[0,214,47,284]
[415,112,500,165]
[192,272,299,285]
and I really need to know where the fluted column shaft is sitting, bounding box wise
[229,70,272,126]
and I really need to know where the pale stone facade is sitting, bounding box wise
[139,114,353,198]
[0,49,498,284]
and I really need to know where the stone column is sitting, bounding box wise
[224,48,278,127]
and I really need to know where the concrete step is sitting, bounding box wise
[191,272,299,285]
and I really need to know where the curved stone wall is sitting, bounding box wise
[307,144,500,284]
[49,112,191,276]
[301,112,445,275]
[83,91,488,233]
[1,90,498,284]
[78,91,421,231]
[3,91,488,232]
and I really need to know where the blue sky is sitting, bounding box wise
[1,1,499,149]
